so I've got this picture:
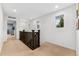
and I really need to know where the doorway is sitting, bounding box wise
[7,20,16,39]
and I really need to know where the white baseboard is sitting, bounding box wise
[40,40,75,50]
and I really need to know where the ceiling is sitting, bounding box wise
[2,3,75,19]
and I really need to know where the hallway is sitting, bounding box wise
[0,38,76,56]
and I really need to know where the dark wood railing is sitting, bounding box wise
[19,30,40,50]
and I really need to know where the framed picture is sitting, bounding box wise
[36,21,40,29]
[55,14,64,28]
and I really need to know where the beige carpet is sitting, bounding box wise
[0,38,76,56]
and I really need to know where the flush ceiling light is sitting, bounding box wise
[55,5,58,8]
[13,9,16,12]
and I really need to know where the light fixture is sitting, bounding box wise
[55,5,58,8]
[13,9,16,12]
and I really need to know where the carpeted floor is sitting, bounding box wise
[0,38,76,56]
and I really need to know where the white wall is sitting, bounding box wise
[38,5,76,50]
[3,16,7,42]
[16,18,33,39]
[76,30,79,55]
[31,19,40,31]
[0,4,4,51]
[19,18,31,31]
[76,4,79,56]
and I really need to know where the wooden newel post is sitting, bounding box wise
[38,30,40,47]
[32,30,35,49]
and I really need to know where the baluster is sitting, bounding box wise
[32,30,34,49]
